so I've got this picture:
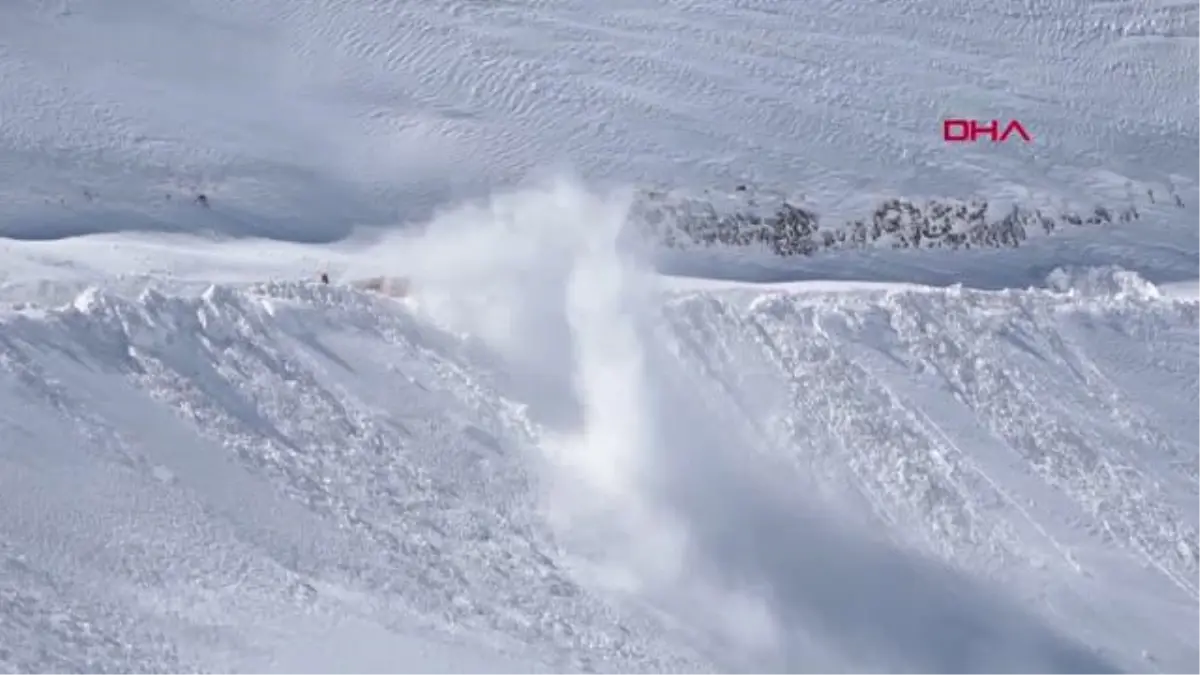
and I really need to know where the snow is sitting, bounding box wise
[1,0,1197,673]
[2,0,1196,238]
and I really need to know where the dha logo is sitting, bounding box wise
[943,119,1032,143]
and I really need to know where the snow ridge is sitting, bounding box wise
[1,231,1195,670]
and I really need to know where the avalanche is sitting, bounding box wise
[0,241,1195,671]
[1,0,1196,671]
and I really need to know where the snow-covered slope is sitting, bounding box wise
[0,282,701,673]
[1,0,1197,672]
[2,180,1197,672]
[1,0,1196,239]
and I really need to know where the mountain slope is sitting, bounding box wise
[1,0,1195,239]
[1,220,1195,670]
[0,0,1197,672]
[0,280,707,673]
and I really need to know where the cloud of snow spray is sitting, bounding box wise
[362,175,1117,673]
[366,176,668,522]
[366,175,779,657]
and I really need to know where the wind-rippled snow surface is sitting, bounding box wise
[1,0,1195,238]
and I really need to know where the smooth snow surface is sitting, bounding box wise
[1,0,1197,673]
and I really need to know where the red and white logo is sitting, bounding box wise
[943,119,1032,143]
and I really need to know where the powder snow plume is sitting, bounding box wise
[344,177,1123,672]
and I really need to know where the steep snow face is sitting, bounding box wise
[654,273,1197,637]
[1,182,1196,672]
[0,281,709,673]
[1,0,1195,239]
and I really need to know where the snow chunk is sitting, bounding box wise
[1045,266,1162,300]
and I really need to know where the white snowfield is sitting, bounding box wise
[1,0,1197,673]
[1,0,1196,239]
[2,185,1197,673]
